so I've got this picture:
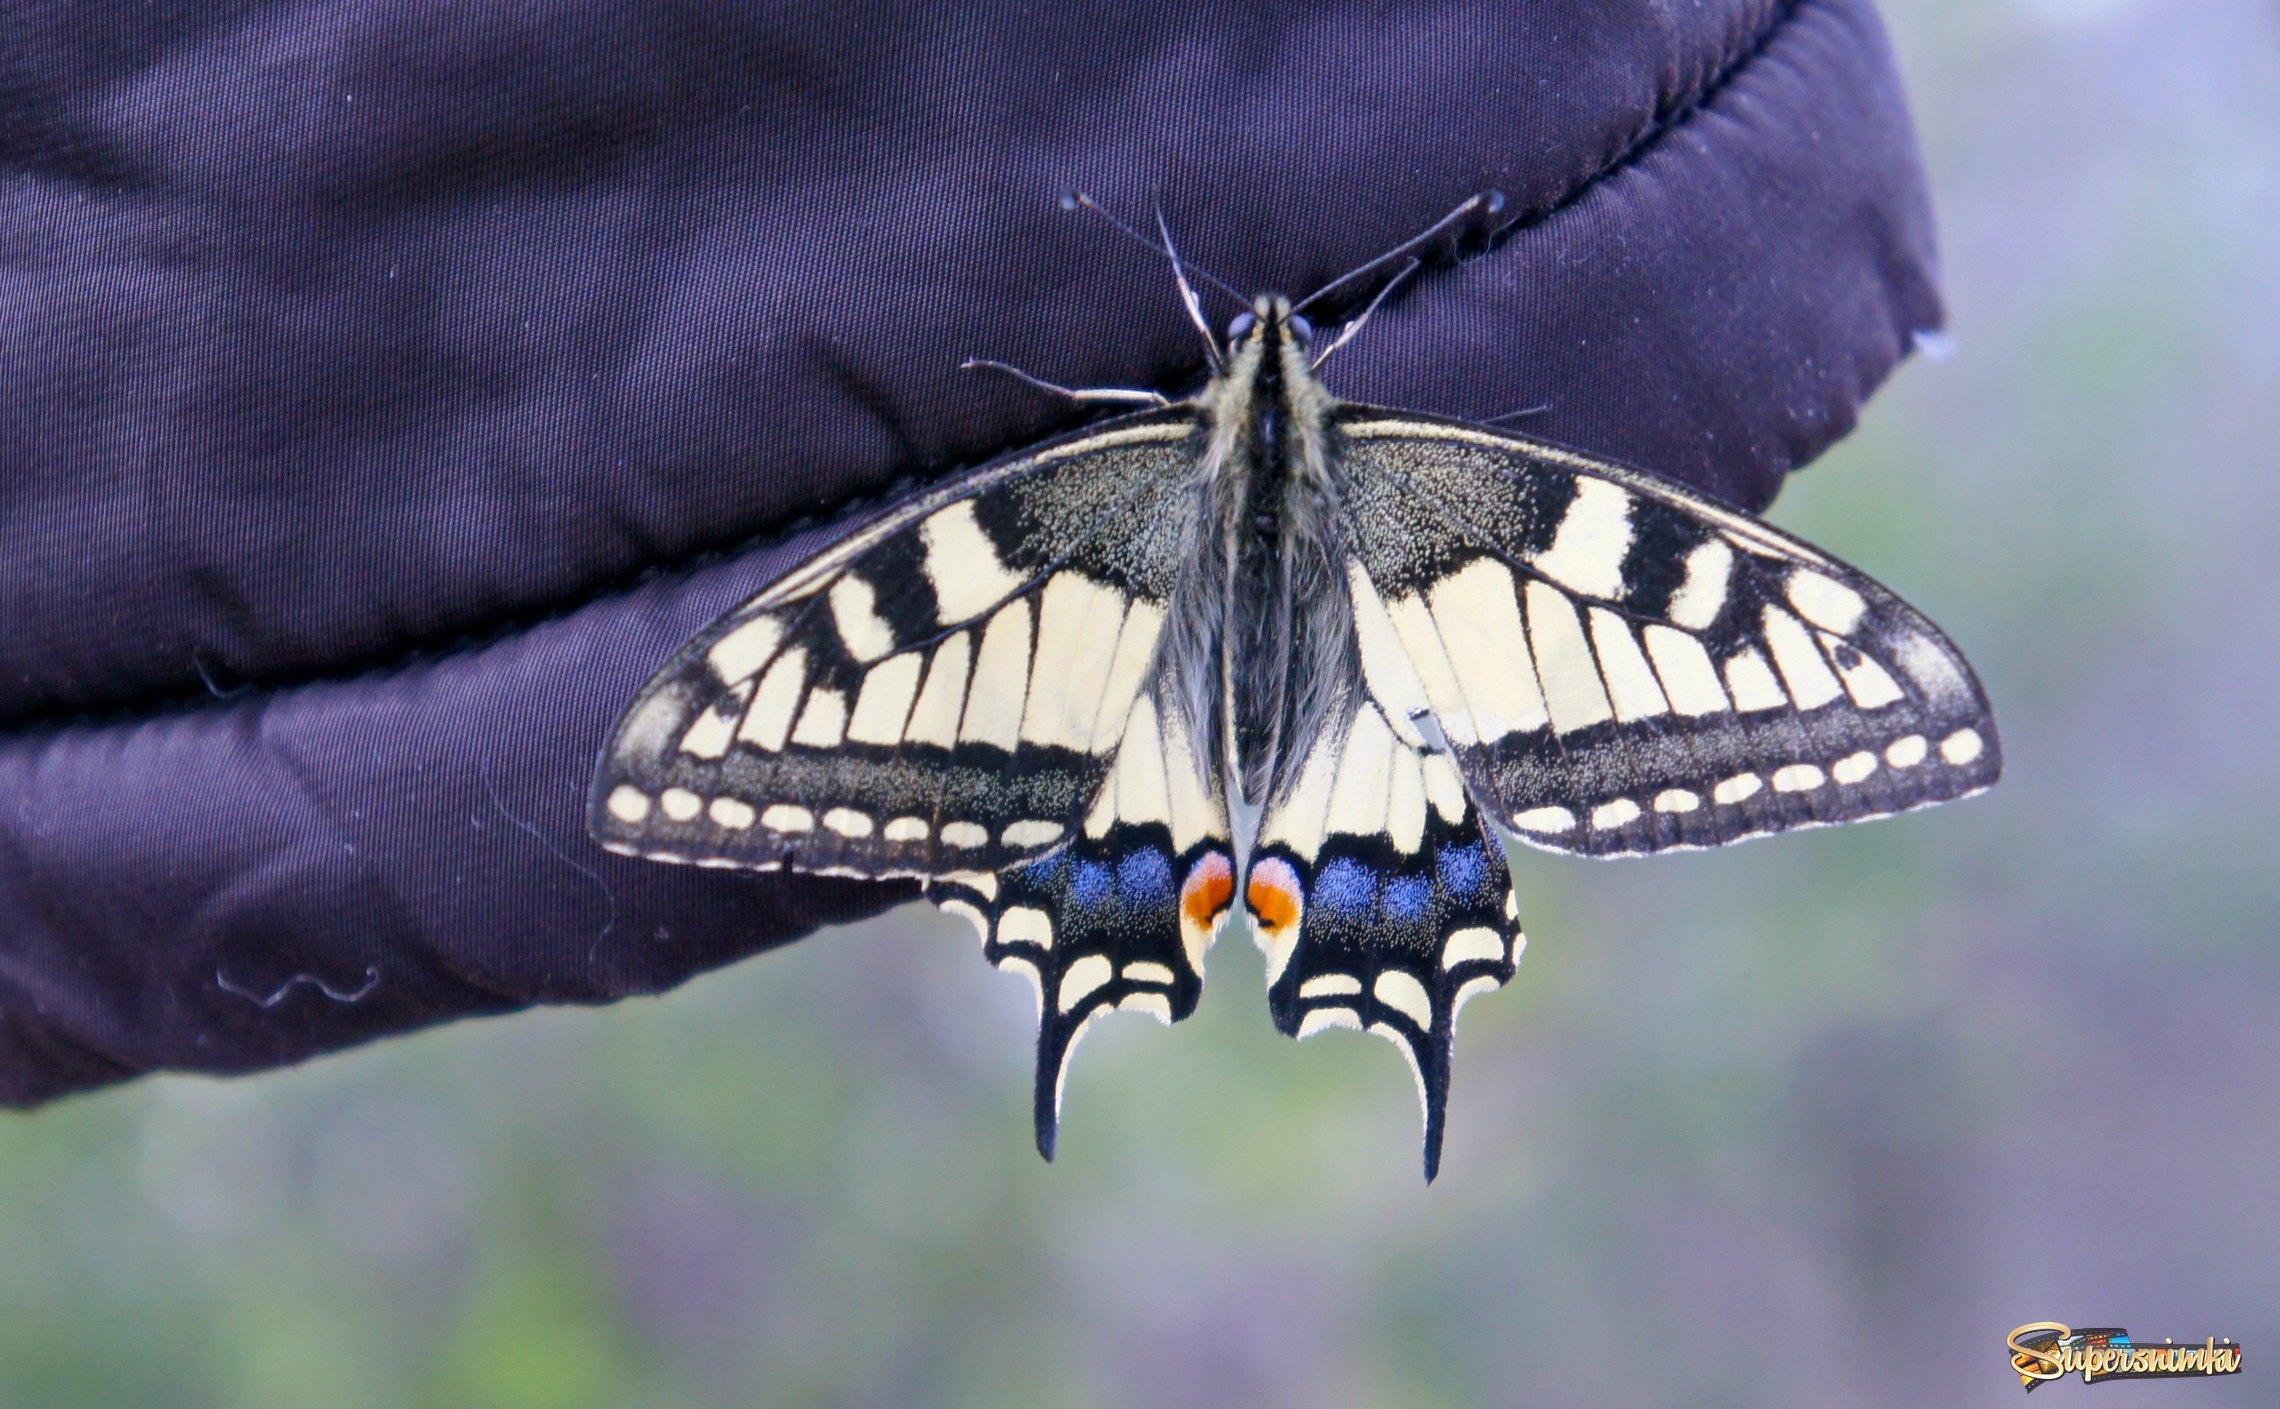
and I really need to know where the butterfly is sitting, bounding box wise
[589,197,1999,1178]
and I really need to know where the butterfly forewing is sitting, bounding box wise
[590,409,1206,879]
[1332,410,2000,859]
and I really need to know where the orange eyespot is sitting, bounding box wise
[1181,852,1235,929]
[1245,856,1304,933]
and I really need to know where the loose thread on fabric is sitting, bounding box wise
[216,965,380,1008]
[477,759,619,961]
[190,651,250,699]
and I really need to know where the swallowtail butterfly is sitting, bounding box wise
[591,198,1999,1178]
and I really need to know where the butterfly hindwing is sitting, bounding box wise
[1248,700,1525,1179]
[929,682,1236,1157]
[590,409,1206,878]
[1333,410,2001,858]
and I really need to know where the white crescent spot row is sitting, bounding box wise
[1505,727,1987,838]
[601,785,1066,853]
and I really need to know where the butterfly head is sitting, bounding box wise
[1223,297,1314,360]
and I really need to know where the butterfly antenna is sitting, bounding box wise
[1292,190,1507,319]
[1310,257,1420,370]
[1154,203,1223,372]
[960,358,1170,407]
[1065,193,1245,362]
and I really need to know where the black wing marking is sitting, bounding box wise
[929,684,1235,1158]
[1247,699,1524,1181]
[591,408,1206,879]
[1334,410,2001,859]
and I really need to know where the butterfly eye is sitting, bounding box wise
[1226,311,1257,341]
[1289,313,1315,344]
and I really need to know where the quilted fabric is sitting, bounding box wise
[0,0,1939,1101]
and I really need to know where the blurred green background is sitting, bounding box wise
[5,1,2275,1404]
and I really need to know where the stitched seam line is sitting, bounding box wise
[1502,0,1814,237]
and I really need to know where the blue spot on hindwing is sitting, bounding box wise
[1116,847,1174,902]
[1313,858,1377,913]
[1436,843,1488,896]
[1070,859,1113,906]
[1383,875,1432,920]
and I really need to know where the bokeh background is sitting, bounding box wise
[2,0,2274,1404]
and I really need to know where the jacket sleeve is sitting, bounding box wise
[0,0,1940,1103]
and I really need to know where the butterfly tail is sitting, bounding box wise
[932,820,1233,1162]
[1251,811,1523,1182]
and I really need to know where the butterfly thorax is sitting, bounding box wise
[1181,296,1358,815]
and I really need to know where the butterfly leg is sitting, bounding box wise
[959,359,1170,408]
[930,823,1236,1160]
